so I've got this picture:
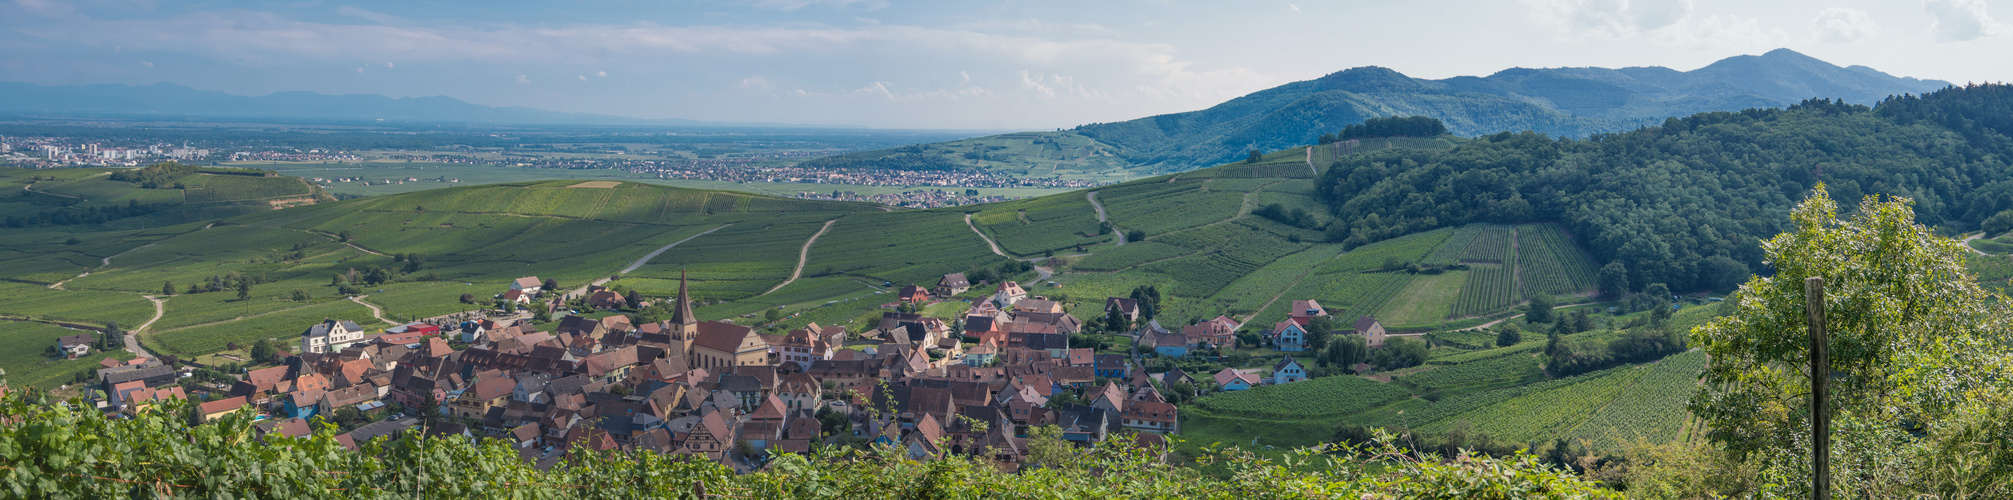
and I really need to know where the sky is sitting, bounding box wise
[1,0,2009,130]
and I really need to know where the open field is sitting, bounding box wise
[0,321,135,390]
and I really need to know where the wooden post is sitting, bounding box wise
[1805,277,1829,500]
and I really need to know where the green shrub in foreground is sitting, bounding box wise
[0,394,1618,499]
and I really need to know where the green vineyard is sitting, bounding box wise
[1515,224,1602,298]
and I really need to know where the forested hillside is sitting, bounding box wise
[1316,84,2013,292]
[812,49,1947,177]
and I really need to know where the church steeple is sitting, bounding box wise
[672,269,699,340]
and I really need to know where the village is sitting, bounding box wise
[72,266,1395,472]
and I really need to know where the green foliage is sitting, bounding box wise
[1373,336,1429,370]
[108,162,199,188]
[0,394,1622,499]
[1336,116,1449,141]
[1689,187,2013,497]
[1524,294,1553,324]
[1984,210,2013,236]
[1317,88,2013,292]
[1496,323,1523,347]
[1193,374,1411,419]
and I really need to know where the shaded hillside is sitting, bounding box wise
[819,49,1947,177]
[1316,84,2013,292]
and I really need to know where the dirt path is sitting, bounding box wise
[1961,233,1991,256]
[1455,303,1590,331]
[49,242,158,290]
[297,228,392,256]
[619,224,731,275]
[1087,191,1124,246]
[126,296,165,360]
[760,219,837,296]
[350,295,400,325]
[966,214,1009,258]
[1304,146,1318,176]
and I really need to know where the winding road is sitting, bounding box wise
[620,224,732,275]
[966,214,1009,258]
[964,214,1058,281]
[1961,233,1991,256]
[1087,191,1124,246]
[126,295,165,360]
[760,219,837,296]
[351,295,399,325]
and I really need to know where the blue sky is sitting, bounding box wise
[2,0,2008,129]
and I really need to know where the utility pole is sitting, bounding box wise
[1805,277,1829,500]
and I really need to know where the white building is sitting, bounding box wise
[301,319,367,354]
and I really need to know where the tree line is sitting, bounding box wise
[1315,85,2013,292]
[1319,115,1450,144]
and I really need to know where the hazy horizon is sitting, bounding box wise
[3,0,2009,130]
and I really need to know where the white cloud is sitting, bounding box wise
[515,74,531,84]
[1810,7,1880,43]
[595,71,607,77]
[356,67,365,73]
[1924,0,2003,42]
[578,75,587,81]
[385,61,395,68]
[1018,70,1054,98]
[740,75,775,90]
[1524,0,1696,40]
[140,60,152,67]
[1289,4,1301,14]
[855,81,896,99]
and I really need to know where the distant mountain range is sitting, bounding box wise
[812,48,1952,176]
[0,82,741,126]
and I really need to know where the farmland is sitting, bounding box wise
[1193,374,1413,419]
[0,321,135,389]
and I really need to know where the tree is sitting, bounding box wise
[1245,150,1262,163]
[162,281,175,296]
[764,308,783,323]
[625,291,642,309]
[1598,261,1629,298]
[1127,229,1146,242]
[543,278,559,291]
[1103,307,1130,334]
[1496,323,1523,347]
[1525,294,1553,324]
[235,280,251,300]
[250,339,275,362]
[1371,337,1427,370]
[1326,334,1368,369]
[1304,316,1336,351]
[101,322,123,350]
[290,289,309,302]
[1642,283,1672,323]
[459,293,475,304]
[1025,424,1073,469]
[1690,189,2013,496]
[1985,209,2013,236]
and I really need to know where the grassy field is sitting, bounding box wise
[0,321,136,390]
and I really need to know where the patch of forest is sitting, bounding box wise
[1316,84,2013,292]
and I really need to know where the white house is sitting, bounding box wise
[301,319,367,354]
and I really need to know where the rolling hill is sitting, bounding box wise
[809,48,1948,177]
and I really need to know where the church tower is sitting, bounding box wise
[670,269,699,353]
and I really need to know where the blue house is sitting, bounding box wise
[1273,320,1308,352]
[280,391,320,420]
[1272,356,1308,384]
[1152,332,1189,357]
[1214,368,1261,391]
[1093,353,1129,379]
